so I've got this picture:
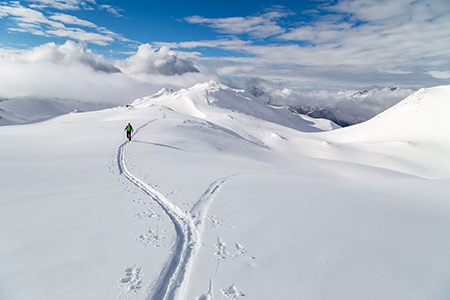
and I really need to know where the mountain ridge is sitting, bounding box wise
[131,80,339,133]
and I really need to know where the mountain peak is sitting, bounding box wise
[333,85,450,142]
[190,80,228,92]
[375,85,450,120]
[130,81,337,132]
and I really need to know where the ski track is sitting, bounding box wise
[117,115,238,300]
[190,175,239,231]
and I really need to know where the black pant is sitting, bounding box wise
[126,131,132,141]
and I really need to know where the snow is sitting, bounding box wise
[1,82,450,300]
[0,96,108,126]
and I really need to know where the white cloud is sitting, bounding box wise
[47,28,113,45]
[184,10,290,39]
[0,41,216,104]
[0,2,62,27]
[0,2,126,45]
[278,0,450,71]
[169,1,448,92]
[329,0,449,24]
[218,65,255,76]
[98,5,123,17]
[227,0,450,87]
[280,22,351,44]
[266,86,415,126]
[25,0,96,10]
[154,38,251,51]
[49,13,97,27]
[267,87,413,108]
[379,69,413,75]
[1,41,199,76]
[116,44,199,76]
[1,40,119,72]
[10,22,47,35]
[427,71,450,79]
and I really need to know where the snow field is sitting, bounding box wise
[1,83,450,299]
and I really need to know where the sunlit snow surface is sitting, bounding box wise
[1,82,450,300]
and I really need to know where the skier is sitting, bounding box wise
[124,122,134,142]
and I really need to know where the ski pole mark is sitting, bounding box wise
[197,279,214,300]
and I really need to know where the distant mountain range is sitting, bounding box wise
[246,85,414,127]
[0,83,419,128]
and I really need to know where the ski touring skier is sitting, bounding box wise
[124,123,134,142]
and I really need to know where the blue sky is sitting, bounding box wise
[1,0,450,104]
[0,0,322,55]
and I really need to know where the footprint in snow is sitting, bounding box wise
[222,283,245,299]
[214,237,255,260]
[118,266,142,295]
[214,236,229,259]
[134,209,159,219]
[206,214,223,229]
[136,226,165,248]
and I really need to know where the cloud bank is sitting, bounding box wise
[3,40,120,73]
[174,0,450,91]
[0,41,213,105]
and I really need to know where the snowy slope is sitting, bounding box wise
[1,82,450,300]
[313,85,450,178]
[330,85,450,141]
[131,81,339,132]
[0,96,107,125]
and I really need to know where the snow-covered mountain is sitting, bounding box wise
[131,81,339,132]
[0,96,108,125]
[267,86,414,127]
[332,85,450,141]
[1,82,450,300]
[314,85,450,178]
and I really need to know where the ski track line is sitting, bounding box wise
[190,175,239,233]
[117,117,238,300]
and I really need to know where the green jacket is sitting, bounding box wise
[124,125,133,132]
